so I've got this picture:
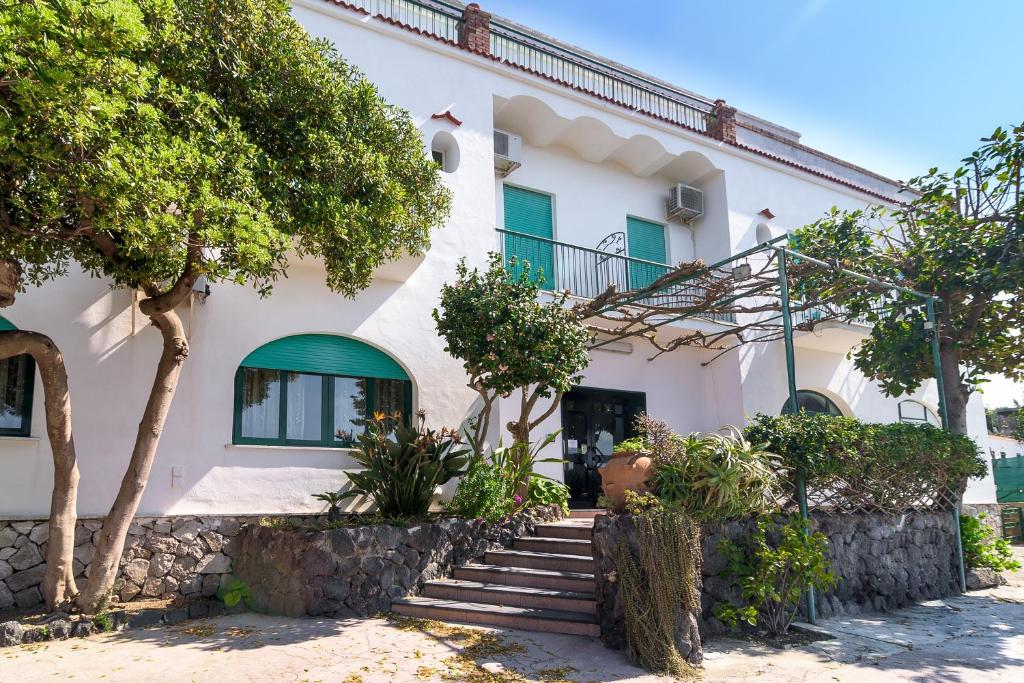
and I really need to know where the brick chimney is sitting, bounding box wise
[708,99,738,143]
[458,3,491,54]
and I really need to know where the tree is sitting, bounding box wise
[433,254,591,449]
[0,0,449,611]
[790,124,1023,435]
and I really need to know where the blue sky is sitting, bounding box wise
[481,0,1024,183]
[482,0,1024,408]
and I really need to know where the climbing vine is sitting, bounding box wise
[615,492,703,677]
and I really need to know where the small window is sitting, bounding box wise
[780,390,843,416]
[430,131,459,173]
[234,368,410,447]
[0,355,34,437]
[898,399,940,426]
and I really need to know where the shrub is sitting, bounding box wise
[630,415,783,522]
[91,612,113,633]
[745,413,986,511]
[528,476,569,514]
[342,412,470,518]
[960,513,1021,572]
[714,516,836,636]
[217,579,252,609]
[446,433,563,522]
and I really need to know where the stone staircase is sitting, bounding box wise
[392,510,601,636]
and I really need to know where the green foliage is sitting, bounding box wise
[614,437,647,454]
[960,513,1021,572]
[714,516,836,636]
[445,433,563,522]
[216,578,252,609]
[341,413,470,518]
[312,491,347,522]
[433,254,590,445]
[433,254,590,400]
[631,415,782,522]
[790,124,1024,431]
[1,0,449,297]
[649,427,782,522]
[527,476,569,514]
[615,503,702,676]
[745,413,986,510]
[91,612,113,632]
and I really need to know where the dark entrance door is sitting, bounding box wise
[561,387,646,508]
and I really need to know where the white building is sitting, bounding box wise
[0,0,993,518]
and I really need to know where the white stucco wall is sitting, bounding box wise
[0,0,990,516]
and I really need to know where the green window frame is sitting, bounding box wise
[0,315,34,437]
[232,369,412,448]
[780,390,844,417]
[232,334,412,448]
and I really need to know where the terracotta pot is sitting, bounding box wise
[599,450,655,513]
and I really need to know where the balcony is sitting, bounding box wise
[498,229,735,324]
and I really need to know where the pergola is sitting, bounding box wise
[572,232,966,622]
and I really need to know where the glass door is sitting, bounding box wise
[560,387,646,507]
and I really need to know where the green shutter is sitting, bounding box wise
[0,315,16,331]
[240,334,409,381]
[626,216,667,289]
[503,185,554,287]
[995,455,1024,503]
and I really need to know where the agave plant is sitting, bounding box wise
[340,411,470,518]
[648,422,784,521]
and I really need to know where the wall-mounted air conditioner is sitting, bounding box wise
[493,129,522,177]
[666,183,704,223]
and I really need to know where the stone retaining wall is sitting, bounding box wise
[592,510,959,648]
[0,516,250,611]
[233,505,564,618]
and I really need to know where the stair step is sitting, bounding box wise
[486,549,594,573]
[454,564,595,592]
[534,523,594,541]
[392,597,600,637]
[514,536,593,556]
[423,580,596,614]
[569,509,605,520]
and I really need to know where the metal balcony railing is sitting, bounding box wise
[489,25,713,133]
[342,0,462,41]
[342,0,715,134]
[498,229,735,324]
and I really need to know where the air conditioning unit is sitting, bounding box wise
[493,129,522,177]
[666,183,704,223]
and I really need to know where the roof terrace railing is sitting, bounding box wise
[341,0,462,41]
[341,0,715,134]
[498,229,736,324]
[488,23,713,133]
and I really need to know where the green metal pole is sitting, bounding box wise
[927,297,967,593]
[778,250,817,624]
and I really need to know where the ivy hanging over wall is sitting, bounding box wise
[615,492,703,677]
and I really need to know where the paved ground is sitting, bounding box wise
[3,549,1023,682]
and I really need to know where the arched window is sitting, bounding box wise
[233,334,412,448]
[898,399,940,426]
[780,390,843,417]
[0,315,34,437]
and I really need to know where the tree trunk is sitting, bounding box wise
[0,331,80,610]
[938,346,970,436]
[76,309,189,612]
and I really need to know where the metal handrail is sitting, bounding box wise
[340,0,715,133]
[489,26,712,133]
[497,229,735,323]
[342,0,463,41]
